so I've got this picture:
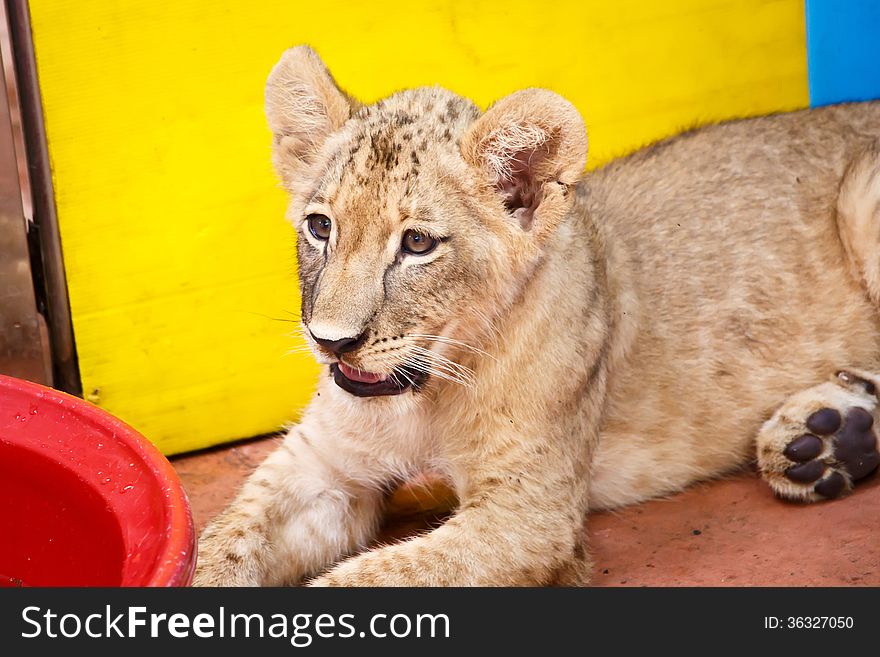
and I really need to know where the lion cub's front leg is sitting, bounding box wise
[194,422,386,586]
[310,486,589,587]
[310,428,594,587]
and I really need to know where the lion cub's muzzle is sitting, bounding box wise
[308,328,429,397]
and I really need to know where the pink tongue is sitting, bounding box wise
[339,363,385,384]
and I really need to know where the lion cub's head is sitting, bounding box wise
[266,46,586,398]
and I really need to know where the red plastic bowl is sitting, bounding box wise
[0,374,195,586]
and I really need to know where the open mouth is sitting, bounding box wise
[330,362,427,397]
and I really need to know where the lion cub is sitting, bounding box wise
[195,46,880,586]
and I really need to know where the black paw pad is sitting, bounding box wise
[814,471,846,498]
[833,408,880,481]
[783,434,823,462]
[785,460,825,483]
[806,408,841,435]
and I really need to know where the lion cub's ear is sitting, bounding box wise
[265,46,358,186]
[461,89,587,236]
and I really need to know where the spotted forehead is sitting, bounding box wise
[309,88,480,207]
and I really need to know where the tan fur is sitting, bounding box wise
[195,46,880,587]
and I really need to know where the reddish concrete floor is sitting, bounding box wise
[172,435,880,586]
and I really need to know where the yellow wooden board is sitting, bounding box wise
[28,0,808,454]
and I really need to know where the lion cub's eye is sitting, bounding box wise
[307,214,332,241]
[401,229,438,255]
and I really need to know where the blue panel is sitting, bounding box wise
[806,0,880,106]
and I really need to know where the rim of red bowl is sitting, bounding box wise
[0,374,196,587]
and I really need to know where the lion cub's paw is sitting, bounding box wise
[758,370,880,501]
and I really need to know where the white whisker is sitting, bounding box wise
[404,360,467,387]
[408,346,475,382]
[401,350,475,388]
[406,333,496,361]
[395,368,416,388]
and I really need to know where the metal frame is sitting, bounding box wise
[4,0,80,393]
[0,0,49,385]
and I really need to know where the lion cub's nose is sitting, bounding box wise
[309,329,367,355]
